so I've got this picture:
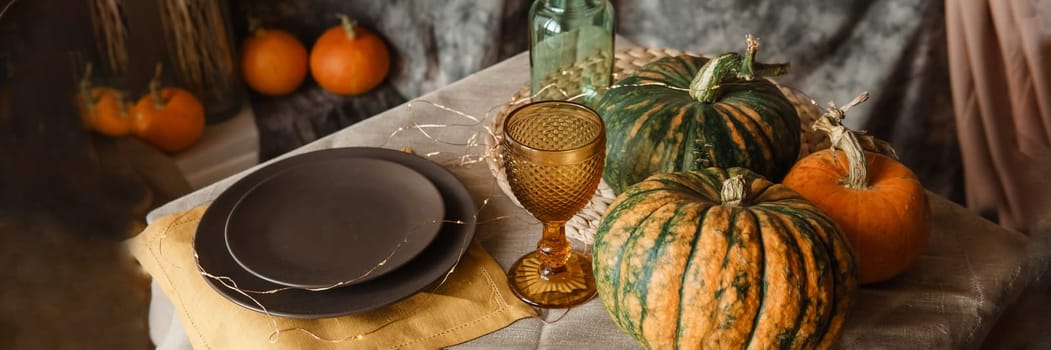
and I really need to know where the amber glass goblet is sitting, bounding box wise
[501,100,605,308]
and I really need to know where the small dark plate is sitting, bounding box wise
[193,147,477,318]
[224,157,445,289]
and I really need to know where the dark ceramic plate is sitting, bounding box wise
[193,147,477,318]
[224,157,445,289]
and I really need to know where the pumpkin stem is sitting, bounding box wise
[721,174,750,207]
[839,92,869,114]
[813,92,870,189]
[247,17,262,36]
[743,35,791,78]
[689,53,739,103]
[336,14,357,39]
[739,34,759,80]
[78,63,97,107]
[689,35,789,103]
[115,90,128,117]
[149,62,166,109]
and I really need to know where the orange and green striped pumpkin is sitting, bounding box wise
[593,167,858,349]
[597,36,800,194]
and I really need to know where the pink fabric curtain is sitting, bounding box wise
[946,0,1051,234]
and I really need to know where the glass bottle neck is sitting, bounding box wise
[539,0,605,10]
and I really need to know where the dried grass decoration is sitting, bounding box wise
[156,0,237,107]
[88,0,129,74]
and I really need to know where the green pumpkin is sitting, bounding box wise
[597,36,801,194]
[593,167,858,350]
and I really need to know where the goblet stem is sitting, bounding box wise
[537,222,571,276]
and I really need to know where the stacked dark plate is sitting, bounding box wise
[193,147,478,318]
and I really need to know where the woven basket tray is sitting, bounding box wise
[485,47,829,245]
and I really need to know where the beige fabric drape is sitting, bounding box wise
[946,0,1051,234]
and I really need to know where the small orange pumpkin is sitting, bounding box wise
[240,25,308,96]
[782,92,931,284]
[75,64,133,136]
[309,14,390,95]
[131,64,206,153]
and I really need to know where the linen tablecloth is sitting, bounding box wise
[144,42,1050,349]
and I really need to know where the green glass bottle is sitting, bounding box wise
[528,0,614,109]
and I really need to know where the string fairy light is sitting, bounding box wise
[150,211,204,271]
[190,215,474,344]
[172,70,714,344]
[180,83,565,343]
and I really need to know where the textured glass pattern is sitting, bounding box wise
[505,110,601,151]
[503,105,603,222]
[501,101,604,308]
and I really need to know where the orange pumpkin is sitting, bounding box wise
[80,87,132,136]
[782,92,931,284]
[240,26,308,96]
[131,65,205,153]
[75,65,133,136]
[309,14,390,95]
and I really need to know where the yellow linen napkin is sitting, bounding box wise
[127,206,536,349]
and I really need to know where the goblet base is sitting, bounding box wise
[507,250,597,308]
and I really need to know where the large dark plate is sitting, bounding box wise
[193,147,477,318]
[224,157,445,289]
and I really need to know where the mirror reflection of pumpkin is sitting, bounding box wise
[240,26,308,96]
[131,65,206,153]
[309,15,390,96]
[78,87,132,137]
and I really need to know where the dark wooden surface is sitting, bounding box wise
[1,1,189,348]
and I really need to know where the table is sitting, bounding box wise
[170,104,259,190]
[144,40,1050,349]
